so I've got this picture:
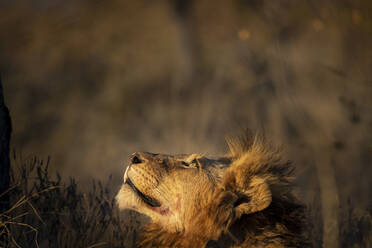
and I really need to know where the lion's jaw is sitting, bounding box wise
[116,152,225,233]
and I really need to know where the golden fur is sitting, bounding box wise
[116,135,307,247]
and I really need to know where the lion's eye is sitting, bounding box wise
[181,161,189,167]
[190,159,199,167]
[181,159,199,168]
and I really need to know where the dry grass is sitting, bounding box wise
[0,154,140,248]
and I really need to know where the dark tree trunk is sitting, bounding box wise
[0,73,11,213]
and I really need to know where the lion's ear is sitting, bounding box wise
[223,134,274,219]
[223,168,272,219]
[232,176,272,219]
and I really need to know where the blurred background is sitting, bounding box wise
[0,0,371,245]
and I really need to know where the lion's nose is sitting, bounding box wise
[130,153,143,164]
[130,152,161,165]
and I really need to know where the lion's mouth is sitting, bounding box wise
[126,178,161,208]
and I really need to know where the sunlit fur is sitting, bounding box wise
[116,135,307,247]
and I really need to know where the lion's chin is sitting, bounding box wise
[116,183,140,211]
[125,178,161,207]
[116,182,161,209]
[116,183,178,218]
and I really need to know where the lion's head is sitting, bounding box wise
[116,136,306,247]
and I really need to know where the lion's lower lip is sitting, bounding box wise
[126,178,161,207]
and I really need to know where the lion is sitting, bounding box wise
[116,135,307,247]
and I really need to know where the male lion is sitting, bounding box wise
[116,136,307,247]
